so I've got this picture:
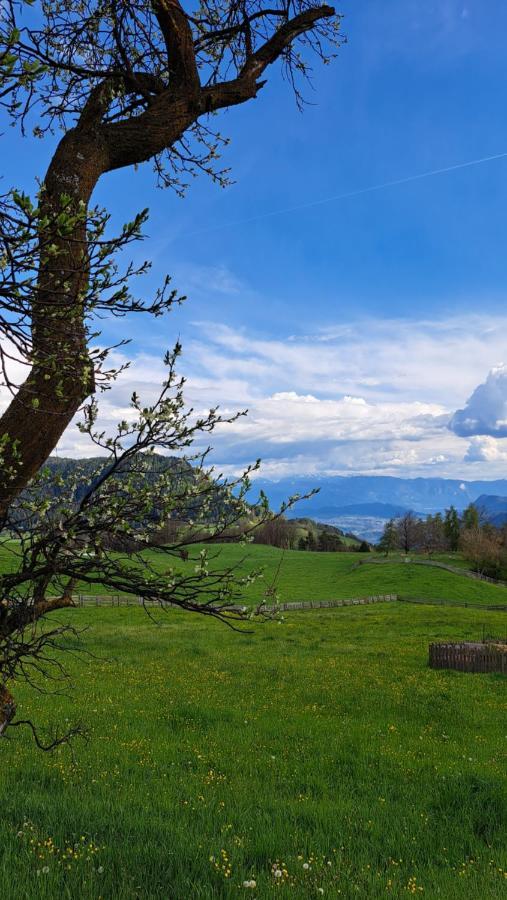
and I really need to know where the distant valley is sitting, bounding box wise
[253,474,507,542]
[43,461,507,543]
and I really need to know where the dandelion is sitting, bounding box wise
[243,880,256,889]
[274,869,282,878]
[303,862,310,870]
[97,866,104,874]
[42,866,50,874]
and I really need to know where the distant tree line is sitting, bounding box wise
[377,504,507,578]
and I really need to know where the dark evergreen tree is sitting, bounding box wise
[444,505,460,551]
[462,503,480,531]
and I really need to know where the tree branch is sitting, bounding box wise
[152,0,200,91]
[0,2,339,517]
[240,5,335,79]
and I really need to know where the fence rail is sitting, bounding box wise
[258,594,398,613]
[73,594,140,606]
[399,597,507,612]
[429,641,507,673]
[71,593,399,610]
[70,593,507,613]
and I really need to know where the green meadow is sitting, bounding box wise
[2,542,506,607]
[0,547,506,898]
[90,545,507,606]
[88,546,507,605]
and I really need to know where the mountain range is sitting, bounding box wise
[39,461,507,541]
[252,475,507,517]
[251,475,507,541]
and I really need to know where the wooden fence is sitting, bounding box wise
[400,597,507,612]
[72,593,399,611]
[429,641,507,673]
[258,594,398,613]
[71,593,507,613]
[73,594,140,606]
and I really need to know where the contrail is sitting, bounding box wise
[176,151,507,239]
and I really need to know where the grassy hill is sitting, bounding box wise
[2,543,507,607]
[0,602,505,898]
[176,545,507,606]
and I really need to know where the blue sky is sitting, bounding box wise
[4,0,507,479]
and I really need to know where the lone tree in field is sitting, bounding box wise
[0,2,342,744]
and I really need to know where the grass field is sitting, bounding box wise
[0,597,506,898]
[93,545,507,606]
[2,542,506,607]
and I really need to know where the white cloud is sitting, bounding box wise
[4,313,507,479]
[450,364,507,437]
[189,314,507,407]
[216,391,445,447]
[464,435,507,463]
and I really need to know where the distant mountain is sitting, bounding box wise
[43,465,507,517]
[34,463,507,538]
[43,455,192,501]
[474,494,507,526]
[252,475,507,516]
[38,455,231,523]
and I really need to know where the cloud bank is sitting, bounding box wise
[3,313,507,479]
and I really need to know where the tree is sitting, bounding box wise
[462,503,480,531]
[444,505,460,551]
[460,526,503,577]
[418,513,445,557]
[396,512,419,554]
[317,530,345,552]
[357,540,371,553]
[1,349,298,744]
[0,2,343,744]
[252,516,297,549]
[377,519,398,556]
[0,0,343,517]
[306,530,318,552]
